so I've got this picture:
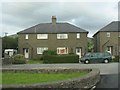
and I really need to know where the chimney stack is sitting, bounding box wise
[52,16,56,24]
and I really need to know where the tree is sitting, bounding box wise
[88,38,94,52]
[2,36,18,56]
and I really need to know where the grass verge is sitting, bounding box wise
[2,71,88,84]
[27,60,43,64]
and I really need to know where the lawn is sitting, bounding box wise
[0,73,2,84]
[2,71,88,84]
[27,59,43,64]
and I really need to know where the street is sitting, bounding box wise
[2,62,119,89]
[95,74,118,88]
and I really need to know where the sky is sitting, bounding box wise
[0,0,119,37]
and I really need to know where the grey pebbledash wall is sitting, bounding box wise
[2,68,100,89]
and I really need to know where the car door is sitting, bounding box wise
[89,53,96,63]
[97,53,103,63]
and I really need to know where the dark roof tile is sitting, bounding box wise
[93,21,120,37]
[17,23,88,34]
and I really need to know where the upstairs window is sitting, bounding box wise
[106,32,110,37]
[37,34,48,39]
[57,47,68,54]
[37,47,48,54]
[25,34,28,39]
[57,34,68,39]
[77,33,80,38]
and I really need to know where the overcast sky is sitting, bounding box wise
[0,0,119,37]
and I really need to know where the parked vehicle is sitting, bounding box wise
[80,52,112,64]
[4,49,17,57]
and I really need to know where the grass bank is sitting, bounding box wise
[2,71,88,84]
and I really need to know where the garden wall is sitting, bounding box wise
[2,68,100,90]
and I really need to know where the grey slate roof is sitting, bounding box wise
[17,23,88,34]
[93,21,120,37]
[99,21,120,32]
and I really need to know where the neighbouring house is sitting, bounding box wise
[17,16,88,59]
[93,21,120,56]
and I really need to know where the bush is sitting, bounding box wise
[43,50,57,55]
[43,55,79,63]
[112,56,119,62]
[12,54,26,64]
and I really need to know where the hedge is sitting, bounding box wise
[12,54,26,64]
[43,55,79,63]
[112,56,119,62]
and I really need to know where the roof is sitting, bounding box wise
[93,21,120,37]
[17,23,88,34]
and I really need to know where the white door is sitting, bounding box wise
[107,46,112,54]
[24,48,29,58]
[76,47,82,58]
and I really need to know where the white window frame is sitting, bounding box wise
[77,33,80,38]
[106,32,110,37]
[37,47,48,54]
[25,34,28,39]
[37,34,48,39]
[57,47,68,54]
[57,34,68,39]
[119,32,120,37]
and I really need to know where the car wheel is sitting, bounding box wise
[84,60,89,64]
[104,59,109,63]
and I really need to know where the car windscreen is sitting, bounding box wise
[85,53,91,57]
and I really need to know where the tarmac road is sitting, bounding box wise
[94,74,119,89]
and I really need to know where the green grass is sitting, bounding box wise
[0,73,2,84]
[2,71,88,84]
[27,60,43,64]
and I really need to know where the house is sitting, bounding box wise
[93,21,120,56]
[17,16,88,59]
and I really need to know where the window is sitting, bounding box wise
[119,32,120,37]
[57,34,68,39]
[37,34,48,39]
[37,47,48,54]
[25,34,28,39]
[57,47,68,54]
[106,32,110,37]
[77,33,80,38]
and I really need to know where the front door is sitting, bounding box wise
[107,46,113,54]
[24,48,29,58]
[76,47,82,58]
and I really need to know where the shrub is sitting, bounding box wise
[112,56,119,62]
[43,55,79,63]
[12,54,26,64]
[43,50,57,55]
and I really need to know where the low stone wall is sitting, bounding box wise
[2,54,12,65]
[2,68,100,90]
[2,57,12,65]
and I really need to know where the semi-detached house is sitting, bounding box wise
[93,21,120,56]
[17,16,88,59]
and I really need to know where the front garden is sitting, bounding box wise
[3,50,119,65]
[8,50,79,64]
[2,71,88,84]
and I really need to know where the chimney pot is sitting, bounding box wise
[52,16,56,24]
